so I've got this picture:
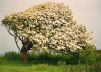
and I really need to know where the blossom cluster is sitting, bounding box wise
[2,2,95,53]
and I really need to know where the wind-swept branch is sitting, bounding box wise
[7,28,15,37]
[14,31,21,52]
[7,28,21,52]
[14,36,21,52]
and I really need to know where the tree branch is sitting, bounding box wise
[7,28,21,52]
[17,33,23,41]
[7,29,15,37]
[14,36,21,52]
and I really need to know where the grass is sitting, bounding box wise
[0,50,101,72]
[0,60,33,72]
[1,60,101,72]
[0,60,86,72]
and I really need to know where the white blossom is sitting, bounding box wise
[2,2,95,54]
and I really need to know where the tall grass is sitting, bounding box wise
[0,50,101,72]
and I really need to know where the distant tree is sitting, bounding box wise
[1,2,95,63]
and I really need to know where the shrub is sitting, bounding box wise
[3,51,22,60]
[1,50,101,66]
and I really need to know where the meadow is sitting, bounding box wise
[0,50,101,72]
[0,60,86,72]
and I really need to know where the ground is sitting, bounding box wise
[0,60,86,72]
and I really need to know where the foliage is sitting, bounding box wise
[0,51,100,65]
[96,50,101,54]
[0,51,22,60]
[1,2,95,54]
[79,48,101,64]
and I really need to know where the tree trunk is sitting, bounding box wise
[21,38,33,63]
[21,51,28,63]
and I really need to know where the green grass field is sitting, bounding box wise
[0,60,87,72]
[0,51,101,72]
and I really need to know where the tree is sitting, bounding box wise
[1,2,95,62]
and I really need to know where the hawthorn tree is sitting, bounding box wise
[1,2,95,63]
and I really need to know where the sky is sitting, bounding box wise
[0,0,101,54]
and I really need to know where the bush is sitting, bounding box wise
[3,51,22,60]
[0,50,101,66]
[79,49,101,65]
[29,52,80,64]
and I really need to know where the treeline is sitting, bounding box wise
[96,50,101,54]
[0,50,101,65]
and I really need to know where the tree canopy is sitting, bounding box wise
[1,2,95,55]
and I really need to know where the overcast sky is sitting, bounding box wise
[0,0,101,54]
